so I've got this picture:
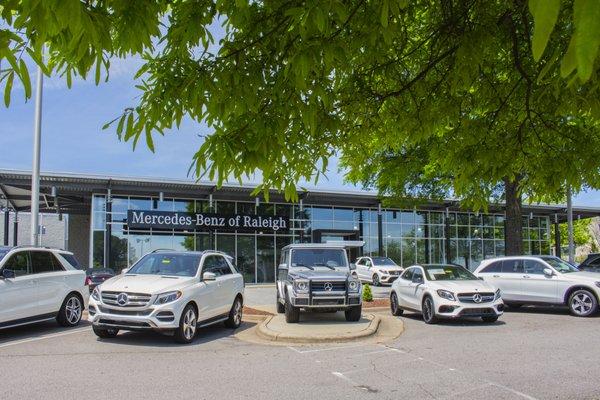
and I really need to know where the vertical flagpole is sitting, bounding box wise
[30,59,43,246]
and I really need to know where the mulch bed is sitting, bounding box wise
[363,298,390,308]
[244,306,273,316]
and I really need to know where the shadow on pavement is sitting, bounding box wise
[0,319,91,346]
[399,312,507,327]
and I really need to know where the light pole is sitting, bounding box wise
[136,237,150,256]
[30,60,43,246]
[567,186,574,263]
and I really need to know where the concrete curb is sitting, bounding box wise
[256,314,381,344]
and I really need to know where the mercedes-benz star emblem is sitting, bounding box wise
[324,282,333,291]
[117,292,129,306]
[472,293,482,303]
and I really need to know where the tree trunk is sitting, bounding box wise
[504,177,523,256]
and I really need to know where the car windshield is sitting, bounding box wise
[291,249,347,269]
[371,257,397,266]
[127,253,201,277]
[423,265,477,281]
[540,256,579,273]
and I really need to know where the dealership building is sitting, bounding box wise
[1,169,598,283]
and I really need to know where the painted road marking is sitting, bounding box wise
[0,327,89,349]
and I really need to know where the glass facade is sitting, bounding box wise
[91,194,552,281]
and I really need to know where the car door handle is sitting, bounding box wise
[492,275,500,278]
[523,275,531,279]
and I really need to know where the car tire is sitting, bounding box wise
[390,292,404,316]
[225,297,243,329]
[276,291,285,314]
[284,292,300,323]
[345,305,362,322]
[56,293,83,327]
[372,274,380,286]
[568,289,598,317]
[92,325,119,339]
[422,296,438,324]
[481,316,498,323]
[174,304,198,344]
[507,303,523,310]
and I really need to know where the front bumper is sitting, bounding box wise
[290,290,362,308]
[88,297,184,331]
[378,274,401,284]
[434,297,505,319]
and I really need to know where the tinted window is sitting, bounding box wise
[128,253,201,277]
[481,261,501,273]
[588,257,600,267]
[3,252,29,277]
[501,259,524,273]
[61,254,82,269]
[524,260,546,275]
[364,258,372,267]
[412,269,424,282]
[401,268,414,281]
[372,257,397,266]
[540,256,579,273]
[291,249,346,269]
[31,251,63,273]
[203,255,232,276]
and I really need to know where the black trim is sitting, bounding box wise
[197,313,229,327]
[0,312,58,329]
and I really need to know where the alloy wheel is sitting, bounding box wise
[391,294,398,313]
[571,292,594,316]
[183,308,197,340]
[233,300,243,325]
[65,297,82,324]
[423,298,433,322]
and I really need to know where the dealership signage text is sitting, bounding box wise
[127,210,289,232]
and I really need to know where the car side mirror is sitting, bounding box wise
[203,271,217,281]
[278,264,288,272]
[349,263,356,271]
[1,269,15,279]
[543,268,554,277]
[412,276,423,284]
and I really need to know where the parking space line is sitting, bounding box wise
[487,382,539,400]
[332,371,358,386]
[0,327,89,349]
[287,343,369,354]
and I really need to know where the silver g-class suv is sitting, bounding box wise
[276,243,362,323]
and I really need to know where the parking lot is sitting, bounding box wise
[1,303,598,400]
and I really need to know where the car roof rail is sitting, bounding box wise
[151,248,176,253]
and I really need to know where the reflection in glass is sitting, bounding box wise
[174,234,195,251]
[237,235,256,283]
[401,238,416,266]
[93,231,105,268]
[195,233,213,251]
[216,234,236,258]
[257,235,275,283]
[109,231,130,271]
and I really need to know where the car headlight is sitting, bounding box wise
[436,289,456,301]
[293,280,309,293]
[91,287,100,301]
[494,289,502,300]
[348,280,360,292]
[380,270,388,275]
[154,291,182,305]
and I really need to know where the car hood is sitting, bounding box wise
[289,268,350,280]
[430,279,497,293]
[99,274,196,294]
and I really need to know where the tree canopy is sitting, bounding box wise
[2,1,600,254]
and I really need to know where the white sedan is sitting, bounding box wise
[390,264,504,324]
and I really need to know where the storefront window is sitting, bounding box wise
[237,235,255,283]
[216,234,236,258]
[256,235,275,283]
[174,234,195,252]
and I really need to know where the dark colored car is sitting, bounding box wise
[577,253,600,273]
[85,268,115,291]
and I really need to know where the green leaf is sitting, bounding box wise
[561,36,578,77]
[4,72,14,107]
[19,59,31,99]
[529,0,560,61]
[381,0,389,28]
[574,0,600,81]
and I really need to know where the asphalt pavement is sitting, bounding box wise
[0,303,598,400]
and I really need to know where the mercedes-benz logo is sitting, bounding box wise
[324,282,333,291]
[117,292,129,306]
[472,293,482,303]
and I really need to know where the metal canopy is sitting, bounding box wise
[0,169,598,223]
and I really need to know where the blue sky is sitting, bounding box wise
[0,57,598,207]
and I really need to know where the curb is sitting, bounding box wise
[256,314,381,344]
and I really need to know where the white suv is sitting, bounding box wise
[0,246,88,329]
[354,256,404,286]
[88,250,244,343]
[475,256,600,317]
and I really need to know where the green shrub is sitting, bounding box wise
[362,284,373,302]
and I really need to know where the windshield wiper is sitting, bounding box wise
[313,262,336,270]
[294,263,314,270]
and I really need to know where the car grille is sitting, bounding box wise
[101,291,152,307]
[389,271,401,276]
[311,281,346,292]
[457,292,495,304]
[459,307,496,316]
[98,306,152,316]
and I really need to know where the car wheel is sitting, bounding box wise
[284,292,300,323]
[390,292,404,316]
[422,296,438,324]
[174,304,198,344]
[345,305,362,322]
[56,293,82,327]
[276,291,285,314]
[92,325,119,339]
[481,316,498,323]
[225,297,243,329]
[569,289,598,317]
[372,274,380,286]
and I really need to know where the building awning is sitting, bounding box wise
[0,169,599,222]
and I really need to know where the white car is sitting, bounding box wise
[0,246,88,329]
[88,250,244,343]
[354,256,404,286]
[475,255,600,317]
[390,264,504,324]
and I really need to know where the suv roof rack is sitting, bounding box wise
[151,248,176,253]
[7,245,69,252]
